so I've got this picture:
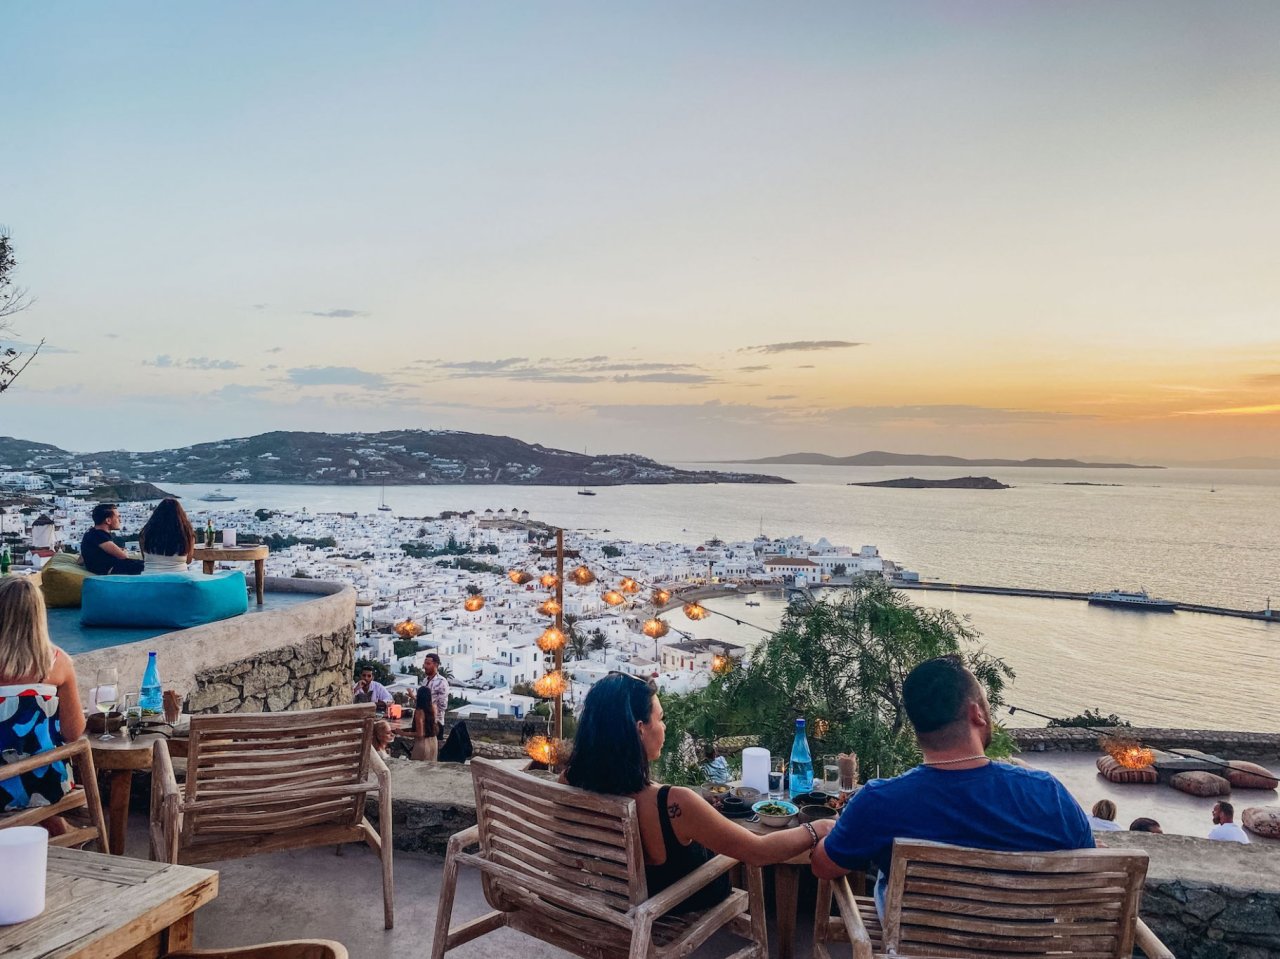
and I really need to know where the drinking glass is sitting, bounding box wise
[94,668,119,741]
[823,761,841,793]
[767,766,785,799]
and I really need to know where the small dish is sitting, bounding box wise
[752,799,799,828]
[701,781,731,800]
[799,804,837,824]
[791,790,833,807]
[733,786,761,803]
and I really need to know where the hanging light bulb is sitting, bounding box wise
[533,671,569,698]
[618,577,640,594]
[508,570,533,585]
[642,617,670,639]
[569,565,596,586]
[394,619,422,638]
[537,627,566,651]
[464,594,485,612]
[602,589,625,606]
[540,573,559,589]
[537,597,562,617]
[683,602,709,621]
[525,735,556,765]
[651,588,671,606]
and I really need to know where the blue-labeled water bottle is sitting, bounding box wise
[140,651,163,716]
[789,717,814,796]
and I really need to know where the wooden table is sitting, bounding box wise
[192,544,269,605]
[90,718,190,856]
[0,846,217,959]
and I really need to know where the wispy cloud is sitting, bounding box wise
[211,384,271,401]
[1248,372,1280,386]
[143,355,242,370]
[742,340,863,354]
[0,339,76,354]
[423,355,714,384]
[265,346,283,354]
[737,365,770,373]
[1180,403,1280,417]
[766,394,797,400]
[287,365,389,388]
[304,308,368,318]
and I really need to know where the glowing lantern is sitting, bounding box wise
[508,570,533,585]
[540,573,559,589]
[537,597,562,617]
[463,594,485,612]
[533,671,569,698]
[711,653,731,674]
[526,735,557,765]
[569,565,596,586]
[394,619,422,638]
[642,617,670,639]
[1102,736,1155,770]
[683,602,710,621]
[537,627,566,652]
[602,590,625,606]
[651,588,671,606]
[618,577,640,594]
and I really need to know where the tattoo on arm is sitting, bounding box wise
[667,802,683,820]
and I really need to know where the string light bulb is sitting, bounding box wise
[651,588,671,606]
[540,573,559,589]
[537,598,562,617]
[602,589,625,606]
[642,617,670,639]
[537,627,566,652]
[533,671,569,698]
[508,570,533,585]
[463,594,485,612]
[569,565,597,586]
[394,619,422,638]
[618,577,640,594]
[683,602,710,621]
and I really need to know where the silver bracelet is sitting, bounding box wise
[802,821,819,848]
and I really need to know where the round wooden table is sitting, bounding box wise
[89,717,189,856]
[192,544,269,604]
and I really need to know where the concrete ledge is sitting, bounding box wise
[1012,727,1280,764]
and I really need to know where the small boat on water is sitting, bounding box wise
[577,487,596,496]
[1087,589,1176,612]
[199,489,237,502]
[745,600,760,607]
[378,485,392,512]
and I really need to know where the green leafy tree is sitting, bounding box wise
[393,638,420,659]
[589,629,608,652]
[602,544,623,558]
[656,579,1013,784]
[354,658,393,685]
[1047,708,1130,729]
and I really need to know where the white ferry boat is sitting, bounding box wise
[199,489,237,502]
[1087,589,1176,612]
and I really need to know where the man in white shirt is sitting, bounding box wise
[1207,801,1250,843]
[422,653,449,743]
[353,666,393,706]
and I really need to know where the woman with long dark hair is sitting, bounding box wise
[411,684,438,761]
[563,673,832,911]
[138,498,195,573]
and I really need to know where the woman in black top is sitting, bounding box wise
[563,674,832,912]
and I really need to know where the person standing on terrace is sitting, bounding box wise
[0,577,86,823]
[138,498,195,573]
[811,655,1093,918]
[422,653,448,745]
[563,673,834,914]
[80,503,143,575]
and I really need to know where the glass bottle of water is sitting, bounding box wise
[789,717,814,796]
[140,651,163,716]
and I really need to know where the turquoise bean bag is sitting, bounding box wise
[81,571,249,629]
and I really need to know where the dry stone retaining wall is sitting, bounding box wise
[188,628,353,713]
[1012,727,1280,763]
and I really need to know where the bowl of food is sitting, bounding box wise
[733,785,761,804]
[791,790,833,808]
[752,799,799,828]
[799,804,837,824]
[701,781,731,800]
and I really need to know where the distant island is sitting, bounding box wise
[0,431,791,488]
[729,450,1163,469]
[88,480,176,502]
[850,476,1010,490]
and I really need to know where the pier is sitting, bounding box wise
[890,580,1278,623]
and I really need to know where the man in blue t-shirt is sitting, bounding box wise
[812,655,1093,915]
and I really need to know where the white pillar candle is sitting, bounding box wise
[741,746,771,795]
[0,826,48,924]
[222,528,236,547]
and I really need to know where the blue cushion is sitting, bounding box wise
[80,571,249,629]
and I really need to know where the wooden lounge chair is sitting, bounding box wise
[432,757,768,959]
[150,703,394,929]
[168,940,348,959]
[0,738,110,851]
[813,839,1174,959]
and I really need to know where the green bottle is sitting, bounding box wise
[205,519,215,547]
[0,545,10,575]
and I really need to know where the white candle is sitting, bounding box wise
[0,826,48,924]
[222,528,236,547]
[741,746,771,795]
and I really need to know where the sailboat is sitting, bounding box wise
[378,485,392,512]
[577,446,596,495]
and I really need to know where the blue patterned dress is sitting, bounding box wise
[0,664,70,810]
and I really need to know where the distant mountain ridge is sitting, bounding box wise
[0,430,791,487]
[728,450,1164,469]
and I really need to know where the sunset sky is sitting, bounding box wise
[2,1,1278,464]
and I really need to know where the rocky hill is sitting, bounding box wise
[730,450,1161,469]
[850,475,1011,490]
[2,431,790,487]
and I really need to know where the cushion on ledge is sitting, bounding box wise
[81,571,248,629]
[1243,806,1280,839]
[40,552,96,608]
[1169,771,1232,797]
[1096,755,1158,784]
[1226,761,1279,791]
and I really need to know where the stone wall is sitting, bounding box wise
[74,578,356,714]
[444,715,548,744]
[1012,727,1280,763]
[1098,832,1280,959]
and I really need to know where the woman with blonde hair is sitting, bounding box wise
[0,577,86,814]
[138,497,196,573]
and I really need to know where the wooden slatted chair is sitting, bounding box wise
[813,839,1174,959]
[150,703,393,929]
[432,757,768,959]
[0,738,110,851]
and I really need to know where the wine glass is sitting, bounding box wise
[95,668,119,741]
